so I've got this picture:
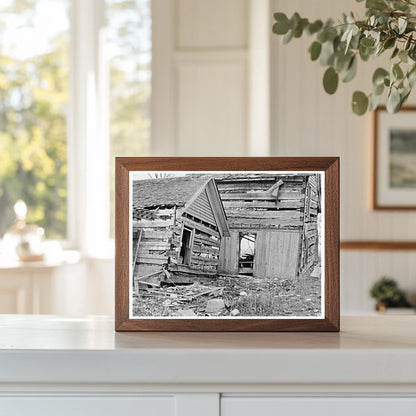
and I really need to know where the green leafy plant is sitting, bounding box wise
[272,0,416,115]
[369,276,412,308]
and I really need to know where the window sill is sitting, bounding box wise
[0,250,81,271]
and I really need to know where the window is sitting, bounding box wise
[0,0,70,239]
[0,0,151,252]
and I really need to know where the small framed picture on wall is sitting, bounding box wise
[374,106,416,209]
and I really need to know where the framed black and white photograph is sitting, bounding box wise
[374,106,416,210]
[115,157,339,331]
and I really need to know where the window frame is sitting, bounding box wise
[67,0,111,257]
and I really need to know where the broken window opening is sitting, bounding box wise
[179,227,193,265]
[238,233,256,275]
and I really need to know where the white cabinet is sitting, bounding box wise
[1,397,175,416]
[222,398,416,416]
[1,316,416,416]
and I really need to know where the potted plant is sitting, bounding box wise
[272,0,416,115]
[369,276,414,313]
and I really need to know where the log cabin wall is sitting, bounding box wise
[298,174,321,275]
[216,175,320,279]
[173,208,221,276]
[131,176,230,286]
[132,188,224,284]
[132,208,177,283]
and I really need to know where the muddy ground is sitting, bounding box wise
[132,266,321,317]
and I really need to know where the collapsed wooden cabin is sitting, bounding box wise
[132,176,230,289]
[216,174,321,279]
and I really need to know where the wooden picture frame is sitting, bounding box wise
[373,106,416,210]
[115,157,339,332]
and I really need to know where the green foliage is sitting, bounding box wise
[272,0,416,115]
[352,90,369,114]
[0,5,69,238]
[323,67,339,94]
[369,276,412,307]
[309,41,322,61]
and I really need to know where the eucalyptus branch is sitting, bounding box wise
[272,0,416,115]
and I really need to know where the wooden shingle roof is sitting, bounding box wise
[132,176,210,209]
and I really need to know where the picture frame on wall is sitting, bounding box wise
[374,106,416,210]
[115,157,339,332]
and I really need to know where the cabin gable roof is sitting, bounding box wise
[132,176,209,209]
[184,178,230,238]
[132,176,230,237]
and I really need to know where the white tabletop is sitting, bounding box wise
[0,315,415,385]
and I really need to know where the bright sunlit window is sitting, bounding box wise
[0,0,151,248]
[0,0,70,239]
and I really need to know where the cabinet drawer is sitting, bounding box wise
[0,396,175,416]
[221,397,416,416]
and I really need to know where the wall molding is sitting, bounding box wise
[340,241,416,250]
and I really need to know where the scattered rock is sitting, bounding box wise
[162,299,171,307]
[230,308,240,316]
[239,291,248,296]
[311,266,321,278]
[205,298,226,313]
[175,309,196,316]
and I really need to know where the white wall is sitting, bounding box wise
[270,0,416,313]
[152,0,252,156]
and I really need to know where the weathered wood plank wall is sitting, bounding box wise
[185,190,217,226]
[255,230,301,278]
[217,175,320,279]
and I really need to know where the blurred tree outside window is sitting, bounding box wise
[0,0,70,239]
[0,0,151,242]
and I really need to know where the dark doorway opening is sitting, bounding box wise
[239,233,256,275]
[179,227,193,265]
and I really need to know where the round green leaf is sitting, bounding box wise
[309,41,322,61]
[391,47,399,59]
[352,91,369,115]
[307,20,323,35]
[372,68,389,86]
[323,67,339,95]
[400,88,411,108]
[317,29,328,43]
[273,13,290,35]
[342,56,357,83]
[384,37,396,50]
[293,18,308,38]
[369,92,383,112]
[387,88,401,113]
[405,34,413,51]
[360,37,375,48]
[373,82,385,96]
[334,52,352,73]
[282,29,293,44]
[399,50,408,63]
[393,63,404,79]
[320,41,335,66]
[359,44,374,62]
